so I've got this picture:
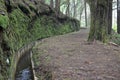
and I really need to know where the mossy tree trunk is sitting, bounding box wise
[117,0,120,34]
[87,0,112,42]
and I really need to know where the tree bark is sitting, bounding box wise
[40,0,45,3]
[55,0,61,16]
[73,0,76,18]
[107,0,112,34]
[66,0,70,16]
[0,27,3,49]
[79,8,84,27]
[88,0,111,42]
[50,0,54,8]
[84,0,87,27]
[117,0,120,34]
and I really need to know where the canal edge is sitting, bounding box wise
[30,50,38,80]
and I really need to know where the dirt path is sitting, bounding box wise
[33,29,120,80]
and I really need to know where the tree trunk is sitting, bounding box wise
[40,0,45,3]
[84,0,87,27]
[55,0,60,16]
[0,27,3,51]
[107,0,112,34]
[79,14,82,27]
[73,0,76,18]
[117,0,120,34]
[66,0,70,16]
[50,0,54,8]
[79,8,84,27]
[88,0,110,42]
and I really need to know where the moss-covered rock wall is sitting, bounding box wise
[0,0,80,79]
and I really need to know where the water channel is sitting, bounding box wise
[15,51,34,80]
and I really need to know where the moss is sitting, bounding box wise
[31,15,78,40]
[0,15,9,29]
[88,2,108,43]
[3,9,32,79]
[31,16,57,39]
[88,19,108,42]
[58,24,72,34]
[4,9,79,55]
[5,9,31,51]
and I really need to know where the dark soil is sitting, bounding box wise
[33,29,120,80]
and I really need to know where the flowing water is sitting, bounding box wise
[15,67,32,80]
[15,52,34,80]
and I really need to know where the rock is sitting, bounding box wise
[0,11,5,15]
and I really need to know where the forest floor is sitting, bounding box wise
[33,28,120,80]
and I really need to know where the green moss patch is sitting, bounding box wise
[0,15,9,29]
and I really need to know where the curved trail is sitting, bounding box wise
[33,29,120,80]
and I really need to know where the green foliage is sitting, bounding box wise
[58,24,72,34]
[0,15,9,29]
[45,0,50,4]
[3,9,32,79]
[0,0,5,10]
[32,15,75,40]
[111,34,120,45]
[4,9,31,51]
[4,9,77,54]
[31,16,55,40]
[112,24,117,32]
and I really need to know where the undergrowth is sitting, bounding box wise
[4,9,31,51]
[111,34,120,45]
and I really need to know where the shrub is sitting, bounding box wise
[111,34,120,45]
